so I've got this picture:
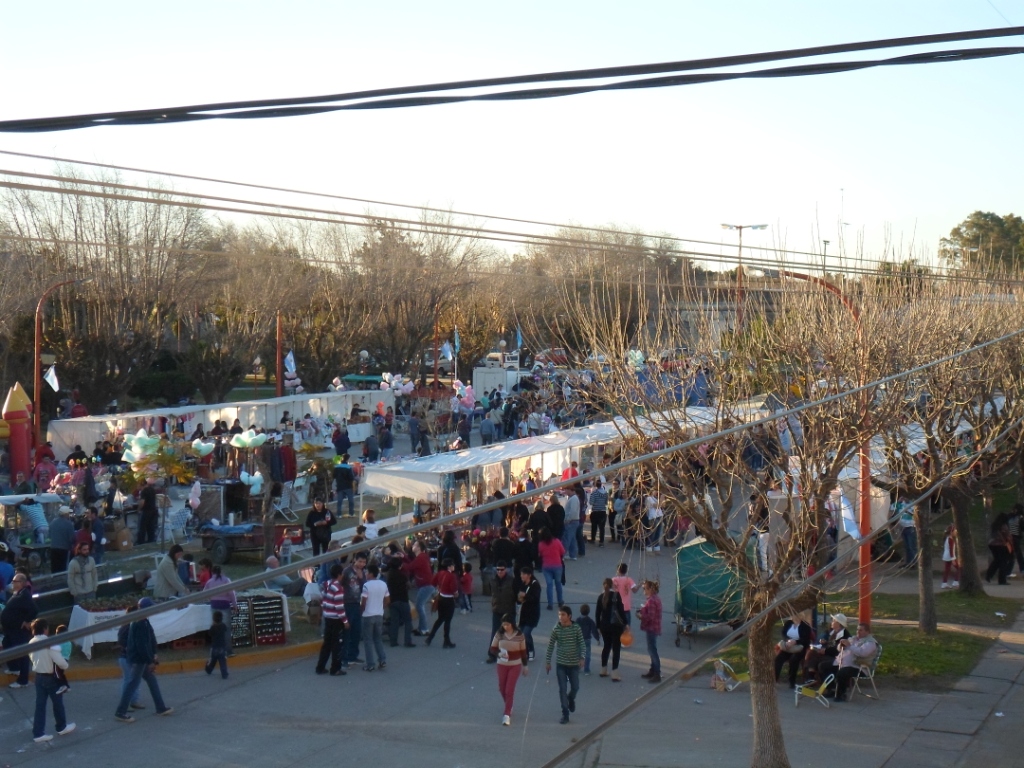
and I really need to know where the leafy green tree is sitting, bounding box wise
[941,211,1024,267]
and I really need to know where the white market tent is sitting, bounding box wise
[360,404,738,503]
[47,390,395,458]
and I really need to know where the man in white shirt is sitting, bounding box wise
[360,563,390,671]
[28,618,74,743]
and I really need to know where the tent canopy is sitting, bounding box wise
[47,390,395,459]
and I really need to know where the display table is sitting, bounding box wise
[68,592,292,658]
[69,603,214,660]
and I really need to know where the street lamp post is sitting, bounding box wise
[721,223,768,331]
[34,278,85,450]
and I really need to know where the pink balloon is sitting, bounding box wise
[189,497,201,510]
[379,382,389,390]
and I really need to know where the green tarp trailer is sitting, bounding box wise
[673,535,749,645]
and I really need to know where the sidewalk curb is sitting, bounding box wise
[71,641,320,682]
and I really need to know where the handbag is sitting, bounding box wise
[620,625,634,647]
[776,640,804,654]
[430,594,439,613]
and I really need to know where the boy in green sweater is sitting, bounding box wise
[545,604,586,724]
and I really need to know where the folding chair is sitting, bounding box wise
[852,643,882,699]
[713,659,749,692]
[273,480,298,522]
[795,673,835,708]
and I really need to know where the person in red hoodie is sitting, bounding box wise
[402,541,435,636]
[425,559,458,649]
[638,579,663,682]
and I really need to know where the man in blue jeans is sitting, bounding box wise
[114,598,173,722]
[545,605,586,724]
[333,454,357,517]
[341,553,368,667]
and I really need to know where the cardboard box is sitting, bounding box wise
[109,527,134,552]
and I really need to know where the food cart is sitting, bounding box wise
[0,493,65,572]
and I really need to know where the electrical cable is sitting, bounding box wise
[0,148,940,268]
[0,176,1009,285]
[0,26,1021,131]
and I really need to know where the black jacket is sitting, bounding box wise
[779,619,812,650]
[0,586,37,637]
[595,590,626,630]
[546,503,565,539]
[517,577,542,627]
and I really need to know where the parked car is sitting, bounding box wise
[533,347,570,367]
[480,350,519,370]
[659,347,691,370]
[421,349,453,376]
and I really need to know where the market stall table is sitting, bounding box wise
[67,591,292,659]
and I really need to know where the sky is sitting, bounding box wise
[1,1,1022,270]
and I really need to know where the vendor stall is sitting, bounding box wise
[67,590,291,659]
[47,390,395,458]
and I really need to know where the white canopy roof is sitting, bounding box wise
[46,390,395,459]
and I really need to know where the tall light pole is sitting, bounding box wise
[721,223,768,331]
[34,278,89,450]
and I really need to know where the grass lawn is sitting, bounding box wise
[709,624,993,692]
[827,590,1022,629]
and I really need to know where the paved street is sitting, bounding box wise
[3,537,1022,767]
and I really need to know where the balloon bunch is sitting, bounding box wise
[121,429,164,477]
[191,438,215,458]
[284,370,304,395]
[453,380,476,410]
[626,349,646,370]
[327,376,347,392]
[229,429,268,449]
[188,480,202,510]
[239,469,264,495]
[380,372,416,395]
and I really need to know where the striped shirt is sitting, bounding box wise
[489,630,528,667]
[589,487,609,512]
[545,621,585,666]
[322,579,348,622]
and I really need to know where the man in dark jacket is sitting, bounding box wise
[1,572,37,686]
[48,507,76,573]
[546,496,566,541]
[486,562,519,662]
[333,455,357,517]
[332,428,351,457]
[114,598,173,722]
[490,528,517,574]
[517,565,542,660]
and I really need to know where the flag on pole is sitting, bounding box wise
[516,326,523,350]
[284,350,296,374]
[454,326,461,354]
[44,365,59,392]
[440,341,453,361]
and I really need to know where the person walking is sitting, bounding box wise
[562,490,580,560]
[426,558,458,648]
[386,558,415,648]
[2,572,37,688]
[637,579,663,682]
[516,565,542,661]
[537,528,566,610]
[490,614,528,726]
[115,605,144,712]
[360,562,390,671]
[595,578,627,681]
[28,618,74,743]
[315,564,349,676]
[114,598,174,722]
[204,611,230,679]
[486,561,518,663]
[202,565,237,652]
[545,605,586,724]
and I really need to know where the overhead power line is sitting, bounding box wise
[0,173,1010,284]
[0,27,1021,131]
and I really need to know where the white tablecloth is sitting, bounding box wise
[69,591,291,658]
[69,603,213,660]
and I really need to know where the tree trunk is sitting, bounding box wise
[747,618,791,768]
[254,453,276,561]
[917,505,937,634]
[948,488,984,596]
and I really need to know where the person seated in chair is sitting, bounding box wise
[773,609,812,689]
[803,612,850,684]
[264,555,308,597]
[821,621,878,701]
